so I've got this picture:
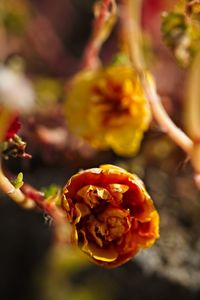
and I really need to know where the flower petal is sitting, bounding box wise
[81,229,118,262]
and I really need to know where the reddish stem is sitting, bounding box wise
[142,75,193,155]
[81,0,116,69]
[22,183,72,244]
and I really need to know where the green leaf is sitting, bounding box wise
[41,184,60,198]
[161,12,187,47]
[112,53,131,65]
[11,172,24,189]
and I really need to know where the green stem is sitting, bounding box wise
[0,157,35,208]
[185,52,200,141]
[120,0,144,70]
[185,52,200,174]
[142,74,194,155]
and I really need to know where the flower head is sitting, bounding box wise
[0,66,35,143]
[0,66,35,112]
[62,164,159,268]
[65,65,151,156]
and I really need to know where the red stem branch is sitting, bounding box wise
[81,0,116,69]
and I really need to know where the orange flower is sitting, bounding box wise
[65,65,151,156]
[61,164,159,268]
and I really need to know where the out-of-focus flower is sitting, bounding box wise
[161,1,200,66]
[0,66,35,112]
[61,164,159,268]
[65,65,151,156]
[142,0,168,38]
[0,0,30,35]
[5,116,21,139]
[0,66,34,142]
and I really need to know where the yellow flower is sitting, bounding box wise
[61,164,159,268]
[65,65,151,156]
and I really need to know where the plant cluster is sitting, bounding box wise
[0,0,200,269]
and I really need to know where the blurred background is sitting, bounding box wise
[0,0,200,299]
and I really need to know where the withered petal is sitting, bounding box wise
[108,183,129,193]
[77,185,112,208]
[100,164,128,174]
[81,229,118,262]
[137,211,160,239]
[131,211,160,248]
[86,219,105,247]
[74,202,91,224]
[108,183,129,205]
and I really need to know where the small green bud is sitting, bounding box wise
[11,172,24,189]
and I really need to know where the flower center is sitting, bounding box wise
[91,79,134,127]
[74,184,132,248]
[105,216,128,241]
[85,207,131,247]
[77,185,112,208]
